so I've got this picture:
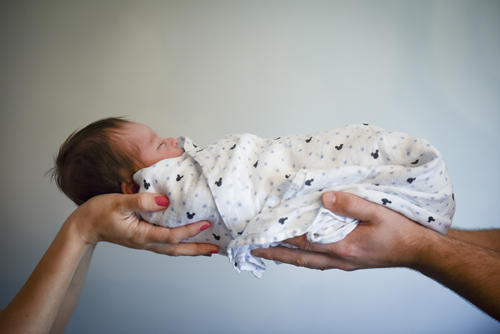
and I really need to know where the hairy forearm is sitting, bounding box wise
[412,231,500,321]
[447,228,500,253]
[0,220,91,334]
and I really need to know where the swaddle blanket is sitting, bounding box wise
[134,124,455,278]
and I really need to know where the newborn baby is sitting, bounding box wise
[133,123,455,278]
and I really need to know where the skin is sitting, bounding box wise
[0,193,219,334]
[252,191,500,321]
[119,122,184,194]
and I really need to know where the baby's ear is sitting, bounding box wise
[121,179,140,194]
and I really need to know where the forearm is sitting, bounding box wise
[50,243,95,334]
[411,231,500,321]
[447,228,500,253]
[0,220,91,334]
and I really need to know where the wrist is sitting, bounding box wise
[399,223,442,270]
[63,209,98,247]
[406,227,447,272]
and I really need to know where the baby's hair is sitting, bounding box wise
[47,116,141,205]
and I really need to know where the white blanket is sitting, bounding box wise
[134,124,455,278]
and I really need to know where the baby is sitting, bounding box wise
[50,117,455,278]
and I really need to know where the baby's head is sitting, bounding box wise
[48,117,184,205]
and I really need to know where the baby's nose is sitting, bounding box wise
[166,137,178,147]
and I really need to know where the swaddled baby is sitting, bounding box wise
[51,117,455,278]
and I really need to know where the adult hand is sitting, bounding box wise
[0,192,219,334]
[252,191,428,271]
[69,192,219,256]
[252,192,500,321]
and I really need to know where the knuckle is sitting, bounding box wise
[370,203,384,219]
[109,196,124,213]
[129,225,148,246]
[167,248,182,257]
[333,244,359,271]
[298,239,310,251]
[135,193,149,211]
[337,262,355,272]
[342,194,361,214]
[167,236,181,245]
[335,242,354,261]
[293,236,311,251]
[130,232,145,246]
[165,229,183,244]
[294,255,309,268]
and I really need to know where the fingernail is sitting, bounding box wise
[210,250,219,254]
[323,192,336,206]
[155,196,169,207]
[200,223,211,231]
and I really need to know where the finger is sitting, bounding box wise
[136,220,213,245]
[120,193,170,214]
[322,191,380,222]
[282,235,344,256]
[144,242,219,256]
[281,235,309,248]
[252,246,337,270]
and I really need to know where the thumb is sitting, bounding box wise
[119,193,170,214]
[321,191,378,222]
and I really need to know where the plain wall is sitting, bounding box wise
[1,1,499,333]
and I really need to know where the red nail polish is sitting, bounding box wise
[200,224,211,231]
[155,196,169,207]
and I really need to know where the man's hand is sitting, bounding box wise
[252,191,429,270]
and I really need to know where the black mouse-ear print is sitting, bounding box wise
[381,198,392,205]
[215,178,222,187]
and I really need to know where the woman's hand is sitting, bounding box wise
[69,192,219,256]
[0,192,219,334]
[252,191,429,271]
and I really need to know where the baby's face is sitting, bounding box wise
[120,122,184,169]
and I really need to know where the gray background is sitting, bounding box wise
[1,1,499,333]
